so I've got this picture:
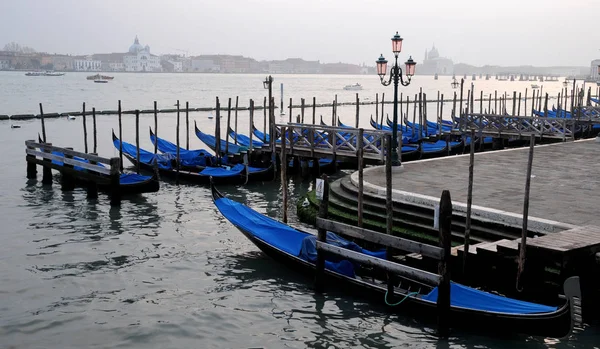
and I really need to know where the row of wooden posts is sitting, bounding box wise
[300,127,538,336]
[309,134,453,337]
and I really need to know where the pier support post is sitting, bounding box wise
[463,129,475,275]
[26,140,37,179]
[437,190,452,339]
[280,126,288,223]
[82,103,88,153]
[61,148,75,191]
[516,134,536,291]
[109,158,121,207]
[39,103,47,143]
[357,128,364,227]
[118,100,123,172]
[41,142,53,185]
[87,153,99,199]
[315,174,329,293]
[135,110,140,174]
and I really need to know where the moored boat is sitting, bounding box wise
[210,182,581,339]
[343,83,363,91]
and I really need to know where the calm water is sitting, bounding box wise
[0,73,598,348]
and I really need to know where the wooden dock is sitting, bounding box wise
[355,138,600,319]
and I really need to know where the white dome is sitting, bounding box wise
[129,36,144,54]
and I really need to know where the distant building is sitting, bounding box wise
[73,56,101,71]
[93,53,126,71]
[590,59,600,80]
[123,36,162,72]
[420,45,454,75]
[191,58,220,72]
[0,58,9,70]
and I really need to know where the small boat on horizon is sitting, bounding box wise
[25,71,65,76]
[343,83,362,91]
[87,74,114,80]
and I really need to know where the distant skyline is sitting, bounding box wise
[1,0,599,67]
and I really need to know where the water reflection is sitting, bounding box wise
[20,180,162,280]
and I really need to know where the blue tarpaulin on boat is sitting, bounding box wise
[214,196,308,256]
[113,137,173,170]
[195,128,241,155]
[151,133,216,167]
[228,129,264,148]
[214,195,386,278]
[120,173,152,185]
[298,232,387,278]
[215,196,360,277]
[200,164,244,177]
[422,282,558,314]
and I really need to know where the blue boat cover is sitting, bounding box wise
[200,163,244,177]
[229,129,264,148]
[422,282,558,314]
[298,232,387,277]
[51,151,152,185]
[113,137,173,170]
[214,196,385,278]
[196,128,242,155]
[151,133,217,167]
[214,196,308,256]
[120,173,152,185]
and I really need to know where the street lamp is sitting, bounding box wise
[263,75,274,149]
[376,31,416,166]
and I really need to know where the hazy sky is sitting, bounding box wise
[1,0,598,67]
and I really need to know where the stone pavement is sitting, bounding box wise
[358,139,600,233]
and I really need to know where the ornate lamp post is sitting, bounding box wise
[376,32,416,166]
[263,75,274,150]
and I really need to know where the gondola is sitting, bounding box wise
[195,121,242,156]
[114,131,274,184]
[210,182,580,339]
[227,126,264,148]
[39,134,159,195]
[150,127,223,169]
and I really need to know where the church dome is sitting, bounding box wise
[428,45,439,60]
[129,36,144,54]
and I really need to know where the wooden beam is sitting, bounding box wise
[316,241,441,285]
[25,141,113,166]
[316,218,442,259]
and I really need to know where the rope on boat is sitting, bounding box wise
[384,291,419,306]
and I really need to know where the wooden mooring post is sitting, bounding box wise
[314,173,329,293]
[153,101,158,155]
[118,100,123,172]
[82,102,88,153]
[437,190,452,339]
[176,101,181,185]
[357,128,364,227]
[280,126,288,223]
[463,129,475,274]
[39,103,47,143]
[92,107,97,154]
[186,101,190,150]
[516,133,536,291]
[135,110,140,174]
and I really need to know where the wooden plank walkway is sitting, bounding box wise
[362,138,600,231]
[525,225,600,254]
